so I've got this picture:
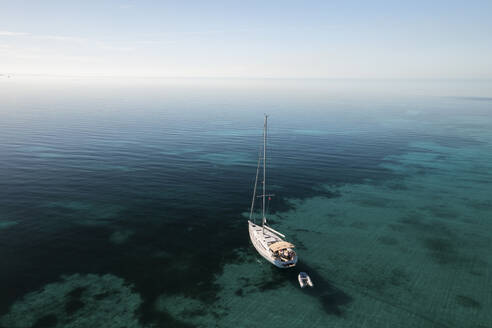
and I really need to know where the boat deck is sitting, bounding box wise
[249,220,298,268]
[250,223,283,247]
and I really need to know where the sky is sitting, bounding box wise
[0,0,491,78]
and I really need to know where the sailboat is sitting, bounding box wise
[248,115,298,268]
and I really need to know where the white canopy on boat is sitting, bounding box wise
[269,241,295,252]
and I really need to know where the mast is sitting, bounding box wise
[249,148,261,222]
[262,115,268,227]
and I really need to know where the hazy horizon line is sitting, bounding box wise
[2,73,491,81]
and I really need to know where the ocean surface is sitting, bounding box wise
[0,77,491,328]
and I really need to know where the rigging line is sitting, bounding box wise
[249,141,262,222]
[262,115,268,225]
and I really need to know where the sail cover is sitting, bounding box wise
[269,241,295,252]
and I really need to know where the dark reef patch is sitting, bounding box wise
[422,205,458,219]
[456,295,481,308]
[386,182,408,191]
[378,236,398,246]
[64,286,86,316]
[356,197,390,208]
[31,314,58,328]
[66,287,85,299]
[399,214,453,237]
[389,268,410,287]
[350,221,368,229]
[355,267,411,293]
[93,290,117,300]
[466,200,492,211]
[423,238,458,264]
[181,307,207,318]
[65,298,84,316]
[467,258,488,277]
[392,213,470,266]
[238,276,250,284]
[253,273,289,292]
[388,223,405,233]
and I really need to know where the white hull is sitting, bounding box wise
[248,220,297,268]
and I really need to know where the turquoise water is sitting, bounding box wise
[0,77,491,327]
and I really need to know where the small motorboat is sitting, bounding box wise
[298,272,313,288]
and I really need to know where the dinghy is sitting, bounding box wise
[298,272,313,288]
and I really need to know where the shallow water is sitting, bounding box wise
[0,77,491,327]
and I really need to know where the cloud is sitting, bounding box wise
[36,34,88,43]
[0,31,29,36]
[0,30,133,53]
[94,41,134,52]
[0,31,86,43]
